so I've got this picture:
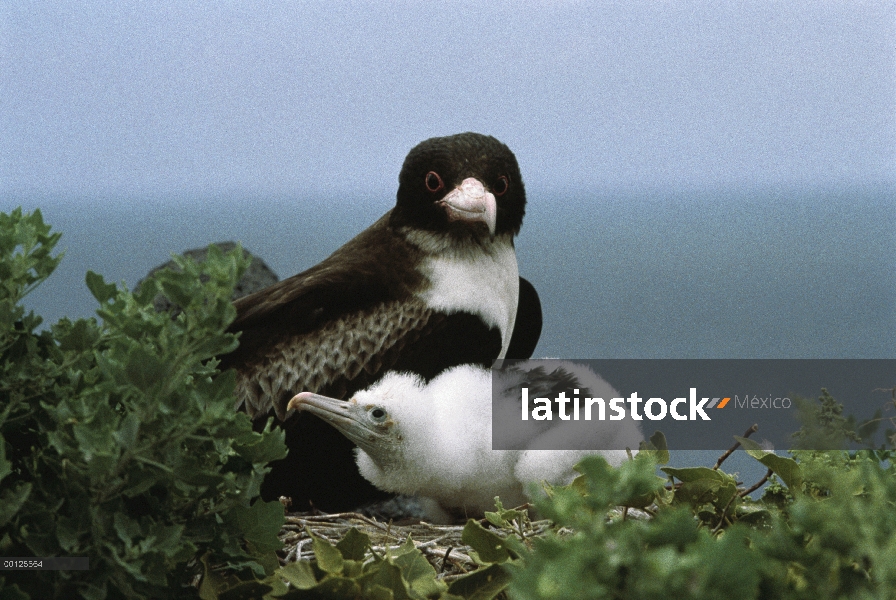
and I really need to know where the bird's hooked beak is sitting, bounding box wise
[287,392,390,457]
[437,177,497,235]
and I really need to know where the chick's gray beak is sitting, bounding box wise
[287,392,382,452]
[288,392,355,427]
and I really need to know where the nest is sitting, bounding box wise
[277,509,558,580]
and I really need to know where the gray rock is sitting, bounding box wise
[137,241,278,313]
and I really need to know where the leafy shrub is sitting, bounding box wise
[241,523,513,600]
[506,410,896,599]
[0,208,287,599]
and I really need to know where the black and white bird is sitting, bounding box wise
[219,133,542,510]
[287,361,643,523]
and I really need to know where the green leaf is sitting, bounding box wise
[365,583,396,600]
[226,501,284,554]
[640,506,701,548]
[366,560,411,600]
[159,273,196,310]
[674,478,738,511]
[85,270,117,303]
[0,438,12,484]
[484,497,526,530]
[142,523,189,558]
[122,344,169,391]
[0,579,31,600]
[55,514,85,553]
[392,546,445,599]
[335,527,371,561]
[113,412,140,449]
[462,520,513,564]
[639,430,671,464]
[232,418,288,464]
[735,436,803,491]
[735,504,773,526]
[311,576,361,597]
[55,317,101,352]
[275,561,319,590]
[113,512,142,546]
[447,564,510,600]
[393,535,417,557]
[306,527,344,574]
[0,483,32,528]
[661,466,732,483]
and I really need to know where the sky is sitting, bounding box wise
[0,0,894,362]
[2,1,894,199]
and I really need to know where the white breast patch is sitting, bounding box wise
[416,241,519,358]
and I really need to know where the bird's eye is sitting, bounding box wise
[493,175,510,197]
[370,407,388,422]
[425,171,444,193]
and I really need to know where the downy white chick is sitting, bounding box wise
[287,361,643,522]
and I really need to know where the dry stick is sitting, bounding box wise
[713,424,759,470]
[440,547,453,573]
[740,468,774,498]
[286,512,391,532]
[413,532,454,549]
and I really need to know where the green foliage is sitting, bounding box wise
[0,208,287,599]
[791,388,862,450]
[506,398,896,599]
[231,525,511,600]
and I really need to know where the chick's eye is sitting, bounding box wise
[425,171,444,193]
[370,408,388,422]
[493,175,510,197]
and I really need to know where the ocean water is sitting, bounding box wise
[6,184,895,489]
[8,184,895,356]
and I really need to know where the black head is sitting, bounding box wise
[391,132,526,239]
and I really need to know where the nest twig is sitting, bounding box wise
[277,510,556,578]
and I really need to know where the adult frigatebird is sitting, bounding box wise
[219,132,542,510]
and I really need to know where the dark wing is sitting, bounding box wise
[221,214,419,371]
[219,213,503,420]
[505,276,542,359]
[233,299,502,420]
